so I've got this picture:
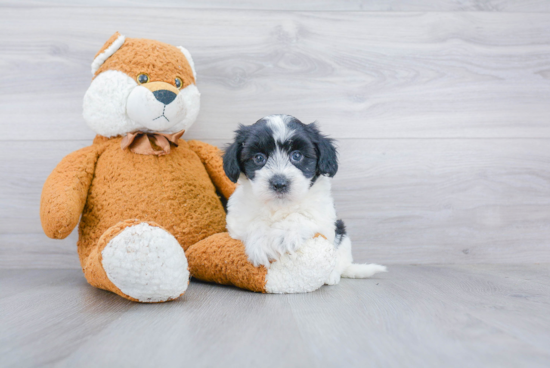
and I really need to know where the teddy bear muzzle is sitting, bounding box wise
[126,81,187,132]
[142,81,179,103]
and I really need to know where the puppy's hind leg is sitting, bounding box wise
[335,236,387,280]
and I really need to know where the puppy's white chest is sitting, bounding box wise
[226,180,337,267]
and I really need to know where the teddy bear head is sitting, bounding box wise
[83,32,200,138]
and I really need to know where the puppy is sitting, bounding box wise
[223,114,386,284]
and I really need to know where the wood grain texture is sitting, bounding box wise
[1,6,550,266]
[1,8,550,141]
[3,0,550,12]
[1,265,550,368]
[2,4,549,368]
[0,233,81,269]
[2,138,549,268]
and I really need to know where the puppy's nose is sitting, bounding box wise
[153,90,177,105]
[270,175,289,193]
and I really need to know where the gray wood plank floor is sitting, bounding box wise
[1,265,549,368]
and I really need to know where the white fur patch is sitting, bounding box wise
[163,83,201,133]
[91,34,125,75]
[125,85,195,133]
[177,46,197,80]
[266,114,295,143]
[83,70,140,137]
[265,236,335,293]
[250,148,312,204]
[326,235,353,285]
[83,70,200,137]
[101,223,189,302]
[227,176,337,268]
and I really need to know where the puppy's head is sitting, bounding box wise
[224,114,338,203]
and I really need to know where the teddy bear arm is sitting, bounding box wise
[187,140,236,199]
[40,145,100,239]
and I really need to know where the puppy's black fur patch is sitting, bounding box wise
[223,115,338,184]
[302,122,338,182]
[335,219,346,248]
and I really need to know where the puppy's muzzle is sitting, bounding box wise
[269,175,290,194]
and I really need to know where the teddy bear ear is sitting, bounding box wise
[91,32,126,76]
[177,46,197,82]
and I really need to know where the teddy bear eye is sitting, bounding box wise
[137,73,149,84]
[175,77,183,89]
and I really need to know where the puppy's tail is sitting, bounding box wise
[342,263,387,279]
[334,220,387,279]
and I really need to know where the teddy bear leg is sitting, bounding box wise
[186,233,269,292]
[186,232,335,294]
[83,219,189,303]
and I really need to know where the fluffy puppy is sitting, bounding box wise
[223,114,386,285]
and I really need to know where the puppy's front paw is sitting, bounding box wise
[247,252,271,269]
[243,229,313,269]
[244,241,276,269]
[280,231,311,255]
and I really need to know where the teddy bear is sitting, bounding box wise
[40,33,339,302]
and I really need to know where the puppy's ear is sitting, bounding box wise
[223,125,248,183]
[308,123,338,177]
[223,142,241,183]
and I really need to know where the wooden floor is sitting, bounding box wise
[1,265,549,368]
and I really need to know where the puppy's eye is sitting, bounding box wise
[290,151,303,162]
[175,77,183,89]
[253,153,266,165]
[137,73,149,84]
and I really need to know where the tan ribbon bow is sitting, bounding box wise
[120,129,185,156]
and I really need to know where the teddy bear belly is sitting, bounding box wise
[77,147,227,266]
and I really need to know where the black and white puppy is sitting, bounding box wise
[223,114,385,285]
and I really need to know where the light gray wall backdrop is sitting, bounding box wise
[1,1,550,268]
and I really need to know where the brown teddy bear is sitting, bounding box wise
[41,33,340,302]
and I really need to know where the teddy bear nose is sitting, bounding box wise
[153,90,177,105]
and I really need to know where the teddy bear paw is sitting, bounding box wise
[101,223,189,302]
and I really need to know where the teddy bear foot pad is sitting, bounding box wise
[98,221,189,302]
